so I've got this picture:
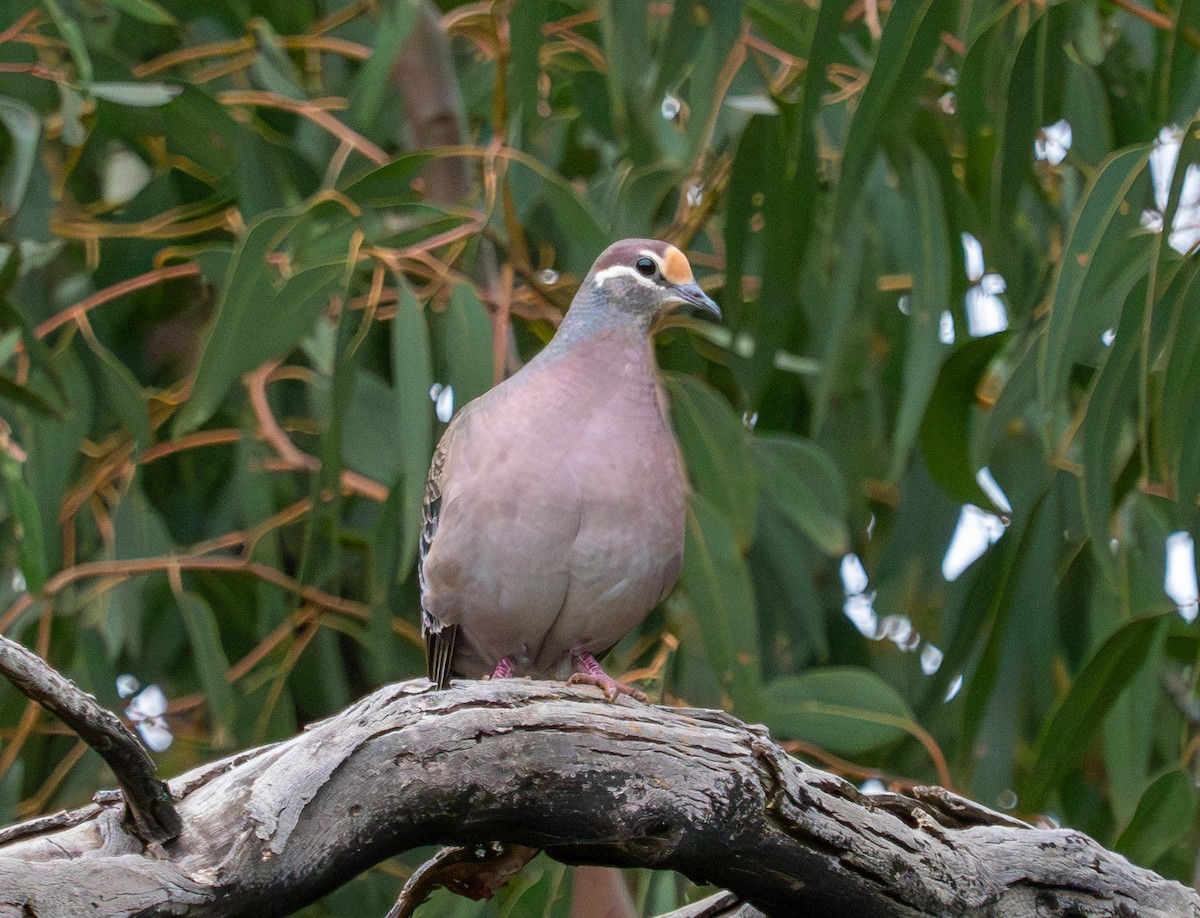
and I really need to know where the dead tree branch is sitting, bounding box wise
[0,634,180,846]
[0,679,1195,917]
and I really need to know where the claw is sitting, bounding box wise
[489,657,514,680]
[568,653,647,702]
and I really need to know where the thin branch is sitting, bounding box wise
[0,635,180,845]
[1110,0,1173,31]
[34,263,201,339]
[0,556,372,635]
[218,91,389,165]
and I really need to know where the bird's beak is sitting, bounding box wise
[671,282,722,319]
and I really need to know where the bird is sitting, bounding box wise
[419,238,720,701]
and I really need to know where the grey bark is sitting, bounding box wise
[0,679,1195,917]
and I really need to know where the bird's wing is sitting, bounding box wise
[420,417,459,689]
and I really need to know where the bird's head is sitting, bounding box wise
[580,239,721,325]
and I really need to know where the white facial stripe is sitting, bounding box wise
[593,264,658,288]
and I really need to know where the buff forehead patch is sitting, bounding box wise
[657,245,694,285]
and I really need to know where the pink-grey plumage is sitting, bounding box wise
[419,239,720,700]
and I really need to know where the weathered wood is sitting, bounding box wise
[0,679,1194,917]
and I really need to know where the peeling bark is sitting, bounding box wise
[0,679,1194,917]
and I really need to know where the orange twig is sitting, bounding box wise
[1109,0,1173,30]
[0,10,39,45]
[0,556,369,636]
[138,429,243,465]
[780,739,930,793]
[35,263,201,339]
[247,361,390,502]
[218,91,388,165]
[133,38,255,77]
[744,32,806,71]
[279,35,370,60]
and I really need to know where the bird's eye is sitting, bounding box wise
[634,257,658,278]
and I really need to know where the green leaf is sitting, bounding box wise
[508,0,547,123]
[0,98,40,220]
[0,453,47,594]
[681,493,762,718]
[103,0,177,25]
[435,283,493,410]
[1114,769,1198,868]
[750,434,849,556]
[90,82,182,107]
[343,370,405,483]
[892,143,953,481]
[1104,621,1167,826]
[0,298,67,415]
[159,86,243,183]
[390,280,434,579]
[666,374,757,547]
[679,0,745,162]
[1156,0,1200,124]
[1040,146,1149,408]
[919,332,1010,509]
[175,207,346,435]
[502,152,609,274]
[40,0,92,85]
[81,329,153,450]
[0,376,62,419]
[348,0,420,130]
[835,0,956,217]
[21,343,93,573]
[810,193,868,434]
[1079,280,1144,581]
[1026,614,1167,810]
[762,667,918,757]
[58,83,86,147]
[991,6,1068,234]
[176,591,238,744]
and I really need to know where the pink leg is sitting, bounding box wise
[490,657,513,680]
[567,653,647,702]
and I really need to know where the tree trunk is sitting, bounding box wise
[0,679,1194,917]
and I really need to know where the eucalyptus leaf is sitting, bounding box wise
[90,82,182,108]
[763,667,918,757]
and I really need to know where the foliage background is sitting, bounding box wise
[1,0,1199,912]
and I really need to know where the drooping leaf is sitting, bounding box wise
[347,0,420,131]
[175,207,347,435]
[0,98,40,220]
[434,282,493,411]
[1040,146,1149,408]
[763,667,918,757]
[750,434,849,556]
[681,493,762,718]
[1079,281,1144,582]
[90,82,182,108]
[919,332,1010,509]
[389,279,434,579]
[103,0,177,25]
[667,373,757,547]
[0,452,46,594]
[1114,769,1198,868]
[835,0,957,218]
[893,143,954,482]
[81,328,153,449]
[1026,614,1168,810]
[176,591,239,744]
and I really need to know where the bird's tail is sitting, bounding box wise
[425,622,457,690]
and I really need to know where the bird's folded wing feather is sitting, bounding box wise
[420,419,457,689]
